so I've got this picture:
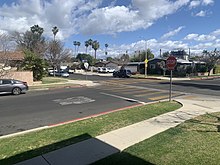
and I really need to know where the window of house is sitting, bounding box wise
[150,64,156,69]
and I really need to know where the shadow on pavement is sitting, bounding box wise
[160,82,220,91]
[0,133,92,165]
[92,151,155,165]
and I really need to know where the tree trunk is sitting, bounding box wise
[94,50,97,59]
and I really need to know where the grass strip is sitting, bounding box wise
[0,101,181,165]
[41,77,68,84]
[93,112,220,165]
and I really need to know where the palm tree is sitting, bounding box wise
[92,40,99,59]
[52,26,59,41]
[73,41,78,57]
[88,39,93,54]
[30,25,44,36]
[76,41,81,54]
[85,41,89,54]
[105,43,108,55]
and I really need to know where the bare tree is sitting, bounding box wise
[11,25,46,57]
[202,49,220,76]
[157,61,167,76]
[118,54,129,69]
[45,40,71,74]
[0,33,15,78]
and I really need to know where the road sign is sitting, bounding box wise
[144,59,148,64]
[166,56,177,70]
[84,62,89,69]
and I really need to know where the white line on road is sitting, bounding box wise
[100,92,146,105]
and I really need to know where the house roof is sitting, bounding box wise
[177,59,192,64]
[0,51,24,61]
[95,60,119,65]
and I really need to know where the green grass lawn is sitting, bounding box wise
[93,112,220,165]
[0,101,181,165]
[41,77,69,84]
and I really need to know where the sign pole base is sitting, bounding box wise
[169,70,172,102]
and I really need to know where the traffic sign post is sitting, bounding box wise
[144,59,148,77]
[84,62,89,80]
[166,56,177,102]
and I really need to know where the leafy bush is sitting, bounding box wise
[21,50,47,81]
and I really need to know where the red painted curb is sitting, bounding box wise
[49,103,143,127]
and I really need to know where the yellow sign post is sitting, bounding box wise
[144,59,148,77]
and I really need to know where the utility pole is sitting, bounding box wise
[189,48,191,59]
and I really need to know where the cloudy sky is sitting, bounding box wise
[0,0,219,58]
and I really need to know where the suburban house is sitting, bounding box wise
[147,49,208,76]
[0,51,24,69]
[170,49,189,60]
[0,51,33,85]
[94,61,120,70]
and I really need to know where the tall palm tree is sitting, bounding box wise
[92,40,99,59]
[85,41,89,54]
[76,41,81,54]
[105,43,108,55]
[30,25,44,36]
[88,39,93,54]
[73,41,78,57]
[52,26,59,41]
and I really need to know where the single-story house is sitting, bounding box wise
[0,51,24,69]
[94,61,120,70]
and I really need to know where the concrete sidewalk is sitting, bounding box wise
[16,95,220,165]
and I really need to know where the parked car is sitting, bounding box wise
[49,71,70,77]
[97,67,104,73]
[0,79,29,95]
[113,69,132,78]
[102,67,115,73]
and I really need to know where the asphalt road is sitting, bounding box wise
[0,74,219,136]
[0,87,140,136]
[71,73,220,96]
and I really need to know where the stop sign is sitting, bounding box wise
[166,56,177,70]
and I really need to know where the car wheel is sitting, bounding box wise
[12,87,21,95]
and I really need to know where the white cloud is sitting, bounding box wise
[78,6,147,35]
[0,0,101,39]
[132,0,190,21]
[211,29,220,36]
[79,0,190,35]
[202,0,214,5]
[197,34,216,41]
[195,10,207,17]
[0,0,190,39]
[189,1,201,8]
[184,33,216,41]
[189,0,214,9]
[161,26,185,39]
[184,33,199,40]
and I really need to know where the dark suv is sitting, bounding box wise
[113,69,132,78]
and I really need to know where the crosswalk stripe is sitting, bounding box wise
[148,93,180,101]
[121,89,151,94]
[134,91,165,97]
